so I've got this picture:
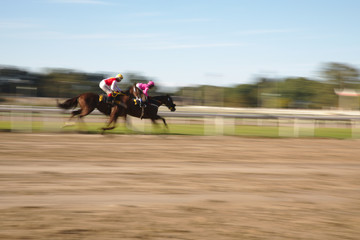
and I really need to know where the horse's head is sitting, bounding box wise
[164,94,176,112]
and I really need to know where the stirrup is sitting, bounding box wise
[137,98,143,107]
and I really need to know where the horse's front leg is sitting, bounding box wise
[101,106,120,132]
[152,115,168,128]
[160,116,168,128]
[101,120,116,133]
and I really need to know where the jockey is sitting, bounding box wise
[99,73,123,103]
[135,81,155,107]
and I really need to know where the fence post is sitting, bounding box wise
[215,116,224,135]
[204,116,213,135]
[278,118,293,137]
[226,117,235,135]
[10,106,32,132]
[293,118,300,137]
[351,119,360,139]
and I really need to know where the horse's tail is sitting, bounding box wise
[57,96,79,109]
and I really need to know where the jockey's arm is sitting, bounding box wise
[110,81,121,92]
[143,88,149,97]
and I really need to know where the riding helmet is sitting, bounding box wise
[116,74,123,80]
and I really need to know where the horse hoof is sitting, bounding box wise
[63,122,75,127]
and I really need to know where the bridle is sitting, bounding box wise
[165,96,176,111]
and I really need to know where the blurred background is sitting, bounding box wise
[1,62,360,109]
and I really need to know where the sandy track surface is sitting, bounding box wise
[0,133,359,239]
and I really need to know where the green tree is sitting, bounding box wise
[226,84,258,107]
[321,62,360,89]
[277,77,333,108]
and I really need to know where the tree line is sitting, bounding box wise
[176,62,360,109]
[0,69,157,99]
[1,62,359,109]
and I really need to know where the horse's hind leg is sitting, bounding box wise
[63,109,82,127]
[64,105,94,129]
[78,106,94,119]
[77,106,95,131]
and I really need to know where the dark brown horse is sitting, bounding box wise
[57,89,176,132]
[57,92,130,131]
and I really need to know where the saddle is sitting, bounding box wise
[99,91,125,105]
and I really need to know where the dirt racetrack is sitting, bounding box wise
[0,133,359,240]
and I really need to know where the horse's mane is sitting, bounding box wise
[123,88,131,95]
[151,94,170,100]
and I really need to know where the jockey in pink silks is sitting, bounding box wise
[135,81,155,107]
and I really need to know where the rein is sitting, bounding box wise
[150,96,175,111]
[150,103,159,108]
[150,99,162,104]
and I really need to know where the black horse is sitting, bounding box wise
[126,95,176,127]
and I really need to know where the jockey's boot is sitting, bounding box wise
[107,95,113,104]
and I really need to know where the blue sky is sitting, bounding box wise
[1,0,360,88]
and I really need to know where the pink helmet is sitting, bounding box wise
[148,81,155,86]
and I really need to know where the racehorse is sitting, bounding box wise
[57,92,129,132]
[115,94,176,128]
[57,89,176,132]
